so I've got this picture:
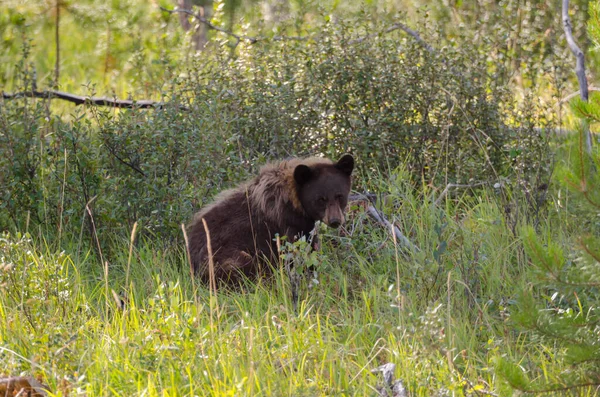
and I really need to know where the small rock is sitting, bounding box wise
[371,363,408,397]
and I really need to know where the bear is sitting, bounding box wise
[186,154,354,285]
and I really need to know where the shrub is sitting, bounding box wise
[0,17,555,250]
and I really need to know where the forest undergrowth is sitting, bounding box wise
[1,0,599,395]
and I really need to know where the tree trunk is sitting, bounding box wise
[562,0,593,156]
[176,0,208,51]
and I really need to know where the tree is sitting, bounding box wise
[175,0,211,51]
[497,1,600,393]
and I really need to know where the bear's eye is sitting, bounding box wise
[335,194,343,201]
[317,197,327,204]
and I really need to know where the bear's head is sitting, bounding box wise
[294,154,354,228]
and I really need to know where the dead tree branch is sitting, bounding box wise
[1,90,188,110]
[160,6,257,47]
[349,193,420,254]
[558,86,600,106]
[349,22,435,53]
[105,147,146,177]
[348,193,378,202]
[367,205,420,253]
[434,181,492,206]
[562,0,593,155]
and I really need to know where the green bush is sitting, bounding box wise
[0,18,555,249]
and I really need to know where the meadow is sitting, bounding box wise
[1,0,599,395]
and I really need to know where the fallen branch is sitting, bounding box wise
[434,181,492,206]
[367,205,420,253]
[562,0,593,155]
[348,193,377,202]
[349,193,420,254]
[1,90,188,110]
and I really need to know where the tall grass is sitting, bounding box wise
[0,168,585,396]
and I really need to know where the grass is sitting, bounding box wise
[1,2,596,394]
[1,169,590,396]
[2,0,188,98]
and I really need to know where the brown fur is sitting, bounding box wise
[186,155,354,285]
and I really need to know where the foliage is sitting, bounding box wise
[0,1,590,395]
[496,145,600,392]
[496,4,600,393]
[1,0,185,95]
[0,176,545,396]
[0,15,556,247]
[1,0,587,95]
[592,1,600,48]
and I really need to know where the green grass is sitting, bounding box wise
[1,171,592,397]
[2,0,189,97]
[1,1,597,394]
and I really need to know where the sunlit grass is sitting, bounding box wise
[2,0,187,98]
[1,169,588,396]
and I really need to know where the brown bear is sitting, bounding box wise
[186,154,354,285]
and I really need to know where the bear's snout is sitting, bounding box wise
[328,219,341,228]
[324,205,344,229]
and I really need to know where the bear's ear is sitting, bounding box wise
[335,154,354,176]
[294,164,313,185]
